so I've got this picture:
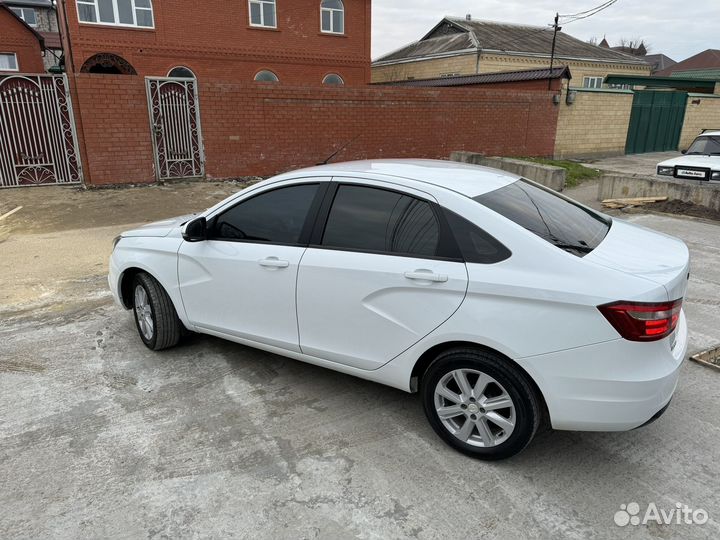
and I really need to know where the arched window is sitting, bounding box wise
[168,66,196,79]
[322,73,344,85]
[320,0,344,34]
[254,70,279,82]
[80,53,137,74]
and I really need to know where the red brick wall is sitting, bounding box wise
[201,82,557,178]
[72,74,154,185]
[70,75,559,185]
[0,8,45,73]
[58,0,371,85]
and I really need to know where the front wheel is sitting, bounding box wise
[421,348,541,460]
[132,272,182,351]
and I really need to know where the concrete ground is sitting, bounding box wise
[1,181,719,539]
[583,151,680,177]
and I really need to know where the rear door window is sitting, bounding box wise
[475,179,610,257]
[321,185,440,257]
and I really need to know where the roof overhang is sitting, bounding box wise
[375,66,572,87]
[373,48,649,68]
[605,74,717,90]
[3,0,53,6]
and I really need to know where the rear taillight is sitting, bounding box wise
[598,299,682,342]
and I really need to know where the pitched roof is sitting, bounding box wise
[669,68,720,80]
[0,3,45,49]
[374,17,649,66]
[643,54,676,73]
[611,43,647,57]
[655,49,720,77]
[376,66,572,87]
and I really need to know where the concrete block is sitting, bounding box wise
[597,174,720,212]
[450,152,566,191]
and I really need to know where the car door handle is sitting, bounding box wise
[404,270,448,283]
[258,257,290,268]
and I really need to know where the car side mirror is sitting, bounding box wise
[183,216,207,242]
[681,149,687,154]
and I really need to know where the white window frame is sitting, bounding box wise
[11,7,38,27]
[0,53,19,72]
[76,0,155,29]
[583,76,604,89]
[248,0,277,28]
[320,0,344,34]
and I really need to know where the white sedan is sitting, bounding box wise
[109,160,689,460]
[657,130,720,182]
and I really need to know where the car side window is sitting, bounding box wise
[321,185,440,257]
[443,210,511,264]
[211,184,319,244]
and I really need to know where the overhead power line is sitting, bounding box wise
[559,0,616,19]
[559,0,619,24]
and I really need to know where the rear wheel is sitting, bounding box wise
[132,272,182,351]
[421,347,541,460]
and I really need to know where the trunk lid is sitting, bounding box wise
[585,219,690,301]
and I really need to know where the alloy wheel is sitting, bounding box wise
[134,284,154,340]
[433,368,516,447]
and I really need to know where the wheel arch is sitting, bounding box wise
[119,267,146,309]
[410,340,550,424]
[118,265,178,314]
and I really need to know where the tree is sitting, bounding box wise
[617,38,651,55]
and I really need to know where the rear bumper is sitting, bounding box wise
[518,311,687,432]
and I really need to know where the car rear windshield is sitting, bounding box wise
[474,179,611,257]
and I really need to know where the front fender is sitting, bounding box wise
[109,237,190,328]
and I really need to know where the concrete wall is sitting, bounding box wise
[450,152,566,191]
[372,51,650,84]
[598,174,720,212]
[679,94,720,150]
[554,88,634,159]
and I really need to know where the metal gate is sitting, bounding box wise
[0,74,82,188]
[145,77,204,180]
[625,91,687,154]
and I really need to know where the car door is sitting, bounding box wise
[178,181,325,352]
[296,181,469,371]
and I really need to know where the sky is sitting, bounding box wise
[371,0,714,63]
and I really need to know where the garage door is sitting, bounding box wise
[625,91,687,154]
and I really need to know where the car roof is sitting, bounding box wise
[698,131,720,137]
[275,159,520,198]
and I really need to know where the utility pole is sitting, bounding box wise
[548,12,560,90]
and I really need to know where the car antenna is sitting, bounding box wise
[317,135,361,166]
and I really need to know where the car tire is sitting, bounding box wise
[132,272,182,351]
[421,347,541,460]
